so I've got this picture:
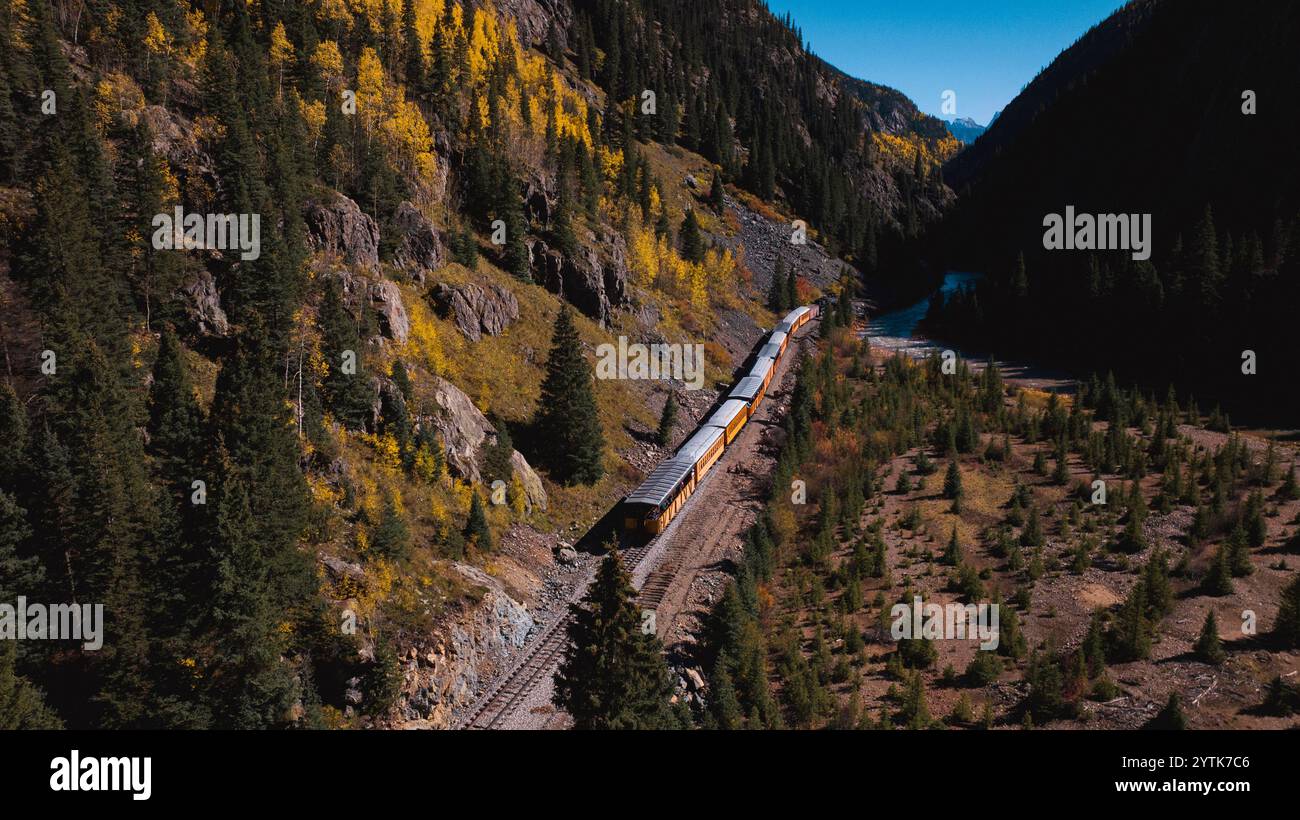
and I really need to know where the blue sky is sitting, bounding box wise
[763,0,1128,125]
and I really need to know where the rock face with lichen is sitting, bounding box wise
[426,375,547,511]
[528,227,629,327]
[305,191,380,268]
[392,201,446,279]
[430,281,520,341]
[321,268,410,345]
[385,563,535,729]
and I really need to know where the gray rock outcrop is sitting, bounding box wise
[305,191,380,267]
[427,376,546,511]
[430,281,520,341]
[528,227,629,327]
[180,269,230,338]
[392,201,445,279]
[323,268,410,345]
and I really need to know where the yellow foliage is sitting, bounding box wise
[269,21,295,76]
[298,93,327,149]
[508,473,526,517]
[143,11,170,55]
[93,73,145,131]
[871,130,961,172]
[352,47,439,188]
[401,298,447,377]
[312,40,345,92]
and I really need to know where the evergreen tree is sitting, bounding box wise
[708,168,725,211]
[1202,545,1234,596]
[318,278,373,431]
[943,459,963,512]
[0,639,62,729]
[372,493,411,560]
[1146,692,1188,730]
[501,180,532,281]
[553,545,676,729]
[463,490,492,552]
[679,208,705,264]
[941,525,962,566]
[1194,609,1225,665]
[1274,574,1300,649]
[534,307,605,485]
[768,257,789,312]
[656,392,678,447]
[203,462,299,728]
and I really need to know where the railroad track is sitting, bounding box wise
[456,532,663,730]
[455,327,815,730]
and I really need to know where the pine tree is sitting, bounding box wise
[318,278,373,431]
[372,493,411,560]
[708,168,725,211]
[899,671,932,730]
[941,525,962,566]
[0,381,28,488]
[203,462,299,728]
[656,392,678,447]
[554,545,676,728]
[1279,464,1299,501]
[1146,692,1188,730]
[1274,574,1300,649]
[768,257,788,312]
[679,208,705,264]
[1202,545,1234,596]
[944,459,963,512]
[463,490,492,552]
[501,180,532,281]
[535,307,605,485]
[0,639,61,729]
[1194,609,1225,665]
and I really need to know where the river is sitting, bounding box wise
[861,271,1077,392]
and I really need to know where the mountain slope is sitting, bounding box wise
[925,0,1300,421]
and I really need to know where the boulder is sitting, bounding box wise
[430,282,519,341]
[529,227,629,327]
[322,555,365,584]
[323,269,409,345]
[370,279,410,344]
[509,450,547,511]
[179,269,229,338]
[427,376,547,511]
[684,668,706,692]
[391,201,445,279]
[305,191,379,267]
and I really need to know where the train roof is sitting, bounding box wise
[704,399,749,431]
[625,457,695,509]
[729,375,764,402]
[757,341,782,360]
[671,425,724,467]
[769,330,788,346]
[774,319,794,334]
[748,356,774,382]
[784,306,810,325]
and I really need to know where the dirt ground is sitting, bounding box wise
[783,383,1300,729]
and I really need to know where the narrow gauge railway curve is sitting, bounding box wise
[455,305,818,730]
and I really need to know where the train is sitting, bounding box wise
[622,304,817,536]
